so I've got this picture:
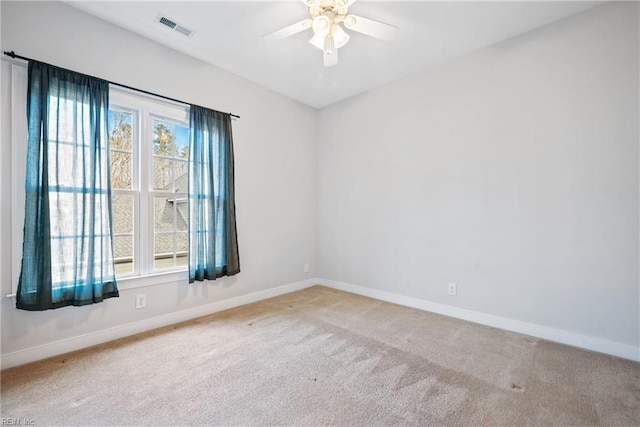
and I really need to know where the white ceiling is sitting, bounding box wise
[66,1,603,108]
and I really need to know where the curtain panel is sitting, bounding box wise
[17,61,119,310]
[188,106,240,282]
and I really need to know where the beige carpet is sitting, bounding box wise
[1,285,639,426]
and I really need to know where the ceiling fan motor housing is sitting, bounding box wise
[308,0,349,23]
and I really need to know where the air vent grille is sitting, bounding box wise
[155,14,194,38]
[159,16,177,29]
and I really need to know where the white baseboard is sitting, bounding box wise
[1,278,318,370]
[319,278,640,363]
[4,278,637,369]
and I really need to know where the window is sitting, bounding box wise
[10,63,239,299]
[108,89,190,280]
[9,72,191,296]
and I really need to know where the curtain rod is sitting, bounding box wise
[3,50,240,119]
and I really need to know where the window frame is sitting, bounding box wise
[109,87,190,285]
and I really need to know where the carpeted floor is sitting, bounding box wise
[1,285,639,426]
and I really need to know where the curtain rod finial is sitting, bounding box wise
[3,50,17,58]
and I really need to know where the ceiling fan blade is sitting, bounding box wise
[343,14,397,41]
[323,48,338,67]
[263,19,312,41]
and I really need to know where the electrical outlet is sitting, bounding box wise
[304,263,310,273]
[135,294,146,309]
[447,283,457,296]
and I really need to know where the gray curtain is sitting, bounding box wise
[188,105,240,282]
[17,61,119,310]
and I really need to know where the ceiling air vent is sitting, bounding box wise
[155,14,194,38]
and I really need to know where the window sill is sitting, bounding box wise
[112,269,189,291]
[5,269,189,299]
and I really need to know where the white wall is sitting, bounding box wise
[0,1,317,363]
[318,2,639,349]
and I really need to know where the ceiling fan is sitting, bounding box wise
[263,0,398,67]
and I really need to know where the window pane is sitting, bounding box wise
[154,196,175,232]
[176,232,188,268]
[152,120,189,192]
[154,195,176,270]
[48,143,91,189]
[114,235,134,276]
[176,198,188,232]
[154,232,175,270]
[153,120,189,157]
[109,110,133,190]
[52,236,86,285]
[111,151,132,189]
[109,111,133,150]
[153,157,173,190]
[175,125,189,160]
[174,160,188,193]
[153,194,188,271]
[153,120,177,157]
[49,96,77,144]
[112,195,133,234]
[175,255,188,268]
[49,191,75,237]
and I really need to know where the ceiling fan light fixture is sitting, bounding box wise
[312,15,331,36]
[309,33,326,50]
[332,24,350,49]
